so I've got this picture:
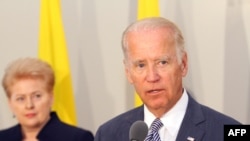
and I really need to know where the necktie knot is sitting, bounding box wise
[145,118,163,141]
[150,118,163,132]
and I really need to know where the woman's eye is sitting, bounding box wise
[16,97,25,102]
[34,94,42,99]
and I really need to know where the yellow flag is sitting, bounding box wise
[135,0,160,107]
[38,0,77,125]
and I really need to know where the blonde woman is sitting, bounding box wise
[0,57,93,141]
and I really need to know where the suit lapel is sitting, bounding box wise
[176,94,205,141]
[121,105,144,141]
[127,105,144,125]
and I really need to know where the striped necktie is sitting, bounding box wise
[145,118,163,141]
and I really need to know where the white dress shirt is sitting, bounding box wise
[144,89,188,141]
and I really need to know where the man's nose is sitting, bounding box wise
[146,66,160,82]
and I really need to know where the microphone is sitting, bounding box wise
[129,120,148,141]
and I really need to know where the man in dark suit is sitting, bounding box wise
[94,17,241,141]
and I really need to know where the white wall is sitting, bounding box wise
[0,0,249,135]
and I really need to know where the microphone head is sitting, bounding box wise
[129,120,148,141]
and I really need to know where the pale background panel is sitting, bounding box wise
[0,0,249,135]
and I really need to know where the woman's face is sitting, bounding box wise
[8,78,53,129]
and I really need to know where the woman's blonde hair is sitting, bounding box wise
[2,57,55,97]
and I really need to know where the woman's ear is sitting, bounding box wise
[7,96,17,118]
[50,92,54,107]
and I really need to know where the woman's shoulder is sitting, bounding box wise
[38,112,94,141]
[41,121,94,141]
[0,124,22,140]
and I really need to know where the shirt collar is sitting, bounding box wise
[144,88,188,136]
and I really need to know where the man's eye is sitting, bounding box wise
[157,59,169,66]
[138,63,145,68]
[160,60,167,65]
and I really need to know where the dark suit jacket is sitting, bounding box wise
[0,112,94,141]
[94,94,241,141]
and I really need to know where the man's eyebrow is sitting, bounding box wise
[155,55,171,61]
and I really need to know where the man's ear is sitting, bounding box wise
[124,60,133,84]
[181,52,188,76]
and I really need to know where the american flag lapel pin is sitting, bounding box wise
[187,136,195,141]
